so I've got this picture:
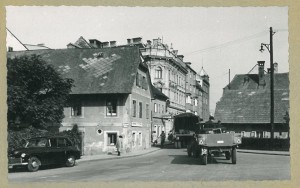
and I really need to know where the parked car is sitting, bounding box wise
[8,136,81,172]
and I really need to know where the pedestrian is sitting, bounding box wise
[160,131,166,148]
[116,135,123,156]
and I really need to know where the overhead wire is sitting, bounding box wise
[186,30,268,56]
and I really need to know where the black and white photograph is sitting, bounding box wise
[4,5,293,184]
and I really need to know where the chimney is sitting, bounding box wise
[89,39,102,48]
[132,37,142,43]
[8,46,13,52]
[177,55,184,61]
[274,62,278,73]
[153,39,158,46]
[102,41,109,48]
[257,61,266,86]
[185,62,191,66]
[127,38,132,44]
[110,41,116,47]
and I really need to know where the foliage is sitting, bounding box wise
[7,55,74,129]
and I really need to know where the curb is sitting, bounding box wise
[237,150,290,156]
[78,148,162,163]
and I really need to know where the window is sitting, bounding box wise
[71,103,82,117]
[138,132,142,146]
[139,102,143,118]
[162,105,164,113]
[154,103,158,113]
[195,99,198,106]
[146,104,150,119]
[142,76,148,90]
[106,97,117,116]
[132,132,136,147]
[136,73,140,87]
[155,67,162,79]
[107,133,117,145]
[57,138,66,147]
[132,100,136,117]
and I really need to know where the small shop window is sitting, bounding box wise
[107,133,117,146]
[71,102,82,117]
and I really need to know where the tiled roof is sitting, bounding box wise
[215,73,289,124]
[7,46,142,94]
[152,85,168,100]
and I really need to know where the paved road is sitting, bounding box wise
[8,148,290,182]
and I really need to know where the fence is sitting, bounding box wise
[239,137,290,151]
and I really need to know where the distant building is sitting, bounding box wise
[151,85,169,143]
[214,61,289,138]
[6,28,51,51]
[8,46,152,155]
[199,67,210,121]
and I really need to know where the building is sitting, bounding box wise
[67,36,211,131]
[8,46,153,155]
[214,61,289,138]
[151,85,169,143]
[198,67,210,121]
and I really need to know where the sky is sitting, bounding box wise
[6,6,289,114]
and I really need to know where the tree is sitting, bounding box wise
[7,55,74,129]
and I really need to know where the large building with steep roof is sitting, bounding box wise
[7,46,153,155]
[214,61,289,138]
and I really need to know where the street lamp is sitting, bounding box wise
[259,27,276,147]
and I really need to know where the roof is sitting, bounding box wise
[151,85,168,100]
[215,73,289,124]
[7,46,143,94]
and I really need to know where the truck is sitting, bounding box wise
[172,113,242,165]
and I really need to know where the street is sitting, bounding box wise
[8,148,290,182]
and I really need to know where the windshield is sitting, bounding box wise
[25,138,48,148]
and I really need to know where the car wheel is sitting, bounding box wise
[27,156,40,172]
[66,155,76,167]
[232,147,237,164]
[225,151,231,160]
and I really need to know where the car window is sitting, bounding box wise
[50,138,58,147]
[65,139,73,146]
[26,138,48,148]
[57,138,66,147]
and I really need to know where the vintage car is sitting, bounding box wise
[8,136,81,172]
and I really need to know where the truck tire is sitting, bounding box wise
[232,147,237,164]
[225,151,231,160]
[201,155,207,165]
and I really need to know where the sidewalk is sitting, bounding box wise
[77,146,289,164]
[77,147,161,163]
[237,149,290,156]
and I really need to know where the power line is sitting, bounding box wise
[6,27,29,50]
[186,30,268,55]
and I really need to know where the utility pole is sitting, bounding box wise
[260,27,275,147]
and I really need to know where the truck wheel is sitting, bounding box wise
[225,151,231,160]
[232,147,237,164]
[201,155,207,165]
[27,156,40,172]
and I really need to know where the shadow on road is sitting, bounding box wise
[8,164,74,173]
[168,154,233,165]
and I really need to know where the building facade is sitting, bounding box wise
[8,46,153,155]
[214,61,289,138]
